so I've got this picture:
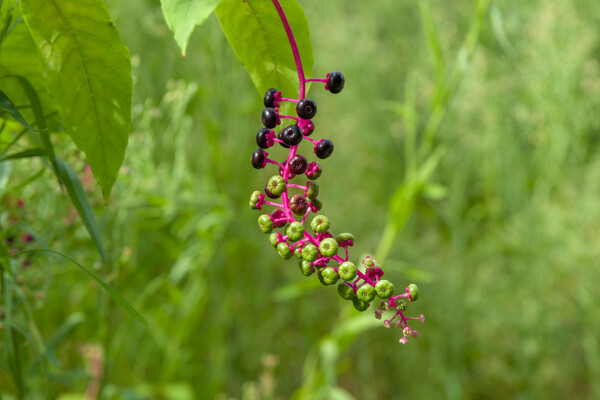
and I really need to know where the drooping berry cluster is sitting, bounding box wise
[249,70,424,343]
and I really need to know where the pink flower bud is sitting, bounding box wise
[412,330,419,338]
[374,309,382,320]
[399,337,408,344]
[403,327,412,337]
[418,314,425,324]
[383,320,391,328]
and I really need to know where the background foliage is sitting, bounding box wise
[2,0,600,399]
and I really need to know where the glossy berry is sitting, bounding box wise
[286,221,305,241]
[321,267,339,285]
[264,184,280,199]
[328,71,345,94]
[249,190,261,209]
[261,107,278,128]
[306,181,319,199]
[263,88,279,107]
[267,175,286,196]
[338,261,357,281]
[335,232,354,244]
[315,139,334,159]
[299,260,314,276]
[310,198,323,211]
[276,130,290,149]
[294,247,303,259]
[317,270,329,286]
[356,284,376,303]
[280,125,303,146]
[258,214,273,233]
[277,242,293,260]
[352,296,370,312]
[408,283,419,302]
[279,161,295,178]
[296,98,317,119]
[311,215,330,233]
[375,279,395,299]
[251,148,266,169]
[319,238,338,257]
[269,232,279,247]
[289,194,308,215]
[337,283,355,300]
[301,243,319,262]
[256,128,271,148]
[289,154,308,174]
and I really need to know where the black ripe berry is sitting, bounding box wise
[277,130,290,148]
[315,139,334,159]
[261,108,278,129]
[251,148,266,169]
[289,194,309,215]
[296,99,317,119]
[328,71,345,94]
[280,125,303,146]
[289,154,308,174]
[256,128,271,149]
[279,161,296,179]
[264,88,279,107]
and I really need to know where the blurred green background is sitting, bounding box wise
[2,0,600,398]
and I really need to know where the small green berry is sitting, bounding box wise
[267,175,286,196]
[294,246,303,259]
[318,238,338,257]
[276,242,292,260]
[286,221,305,242]
[352,296,370,312]
[356,284,376,303]
[311,215,330,233]
[375,279,395,299]
[363,257,375,268]
[269,232,278,247]
[317,270,329,286]
[249,190,261,209]
[321,266,339,285]
[337,283,355,300]
[408,283,419,302]
[335,232,355,244]
[396,300,407,311]
[306,181,319,200]
[301,243,319,262]
[307,162,322,180]
[299,260,314,276]
[310,198,323,211]
[338,261,357,281]
[258,214,273,233]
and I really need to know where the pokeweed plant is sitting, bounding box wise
[243,0,425,343]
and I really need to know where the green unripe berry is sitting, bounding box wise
[352,296,370,312]
[375,279,395,299]
[249,190,261,209]
[408,283,419,302]
[337,283,355,300]
[317,270,329,286]
[276,242,292,260]
[396,300,407,311]
[318,238,338,257]
[338,261,357,281]
[310,198,323,211]
[301,243,319,262]
[269,232,279,247]
[307,162,323,180]
[356,284,376,303]
[311,215,330,233]
[294,246,303,259]
[286,221,305,242]
[299,260,314,276]
[306,181,319,199]
[258,214,273,233]
[363,257,375,268]
[267,175,286,196]
[335,232,355,244]
[321,266,339,285]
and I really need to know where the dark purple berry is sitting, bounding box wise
[251,148,266,169]
[289,155,308,174]
[279,161,296,178]
[315,139,334,159]
[264,88,279,107]
[261,108,278,129]
[289,194,308,215]
[256,128,271,149]
[296,99,317,119]
[280,125,303,146]
[328,71,345,94]
[276,130,290,149]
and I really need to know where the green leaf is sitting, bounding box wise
[55,158,107,264]
[0,147,45,162]
[0,249,149,327]
[0,89,36,130]
[160,0,222,56]
[215,0,313,98]
[20,0,132,201]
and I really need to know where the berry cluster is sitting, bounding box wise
[248,71,424,344]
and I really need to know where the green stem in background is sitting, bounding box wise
[1,267,25,399]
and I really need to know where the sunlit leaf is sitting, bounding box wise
[20,0,132,201]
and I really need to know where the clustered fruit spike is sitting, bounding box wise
[248,73,424,344]
[248,0,423,344]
